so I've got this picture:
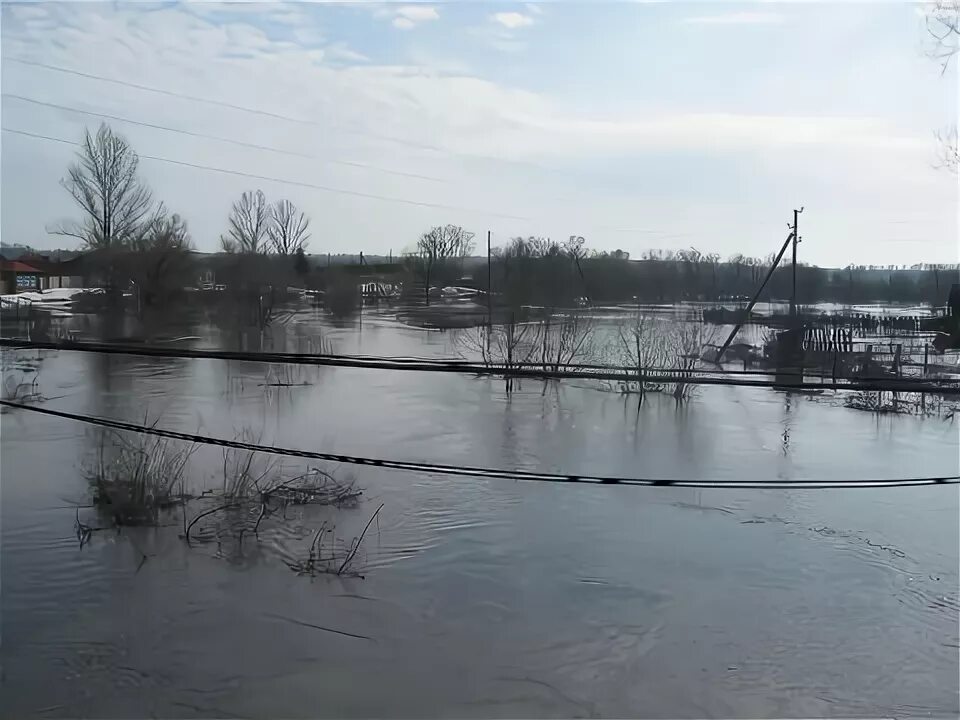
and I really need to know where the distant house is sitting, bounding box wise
[0,246,86,291]
[0,259,45,294]
[20,254,86,290]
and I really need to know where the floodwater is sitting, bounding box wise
[2,306,958,718]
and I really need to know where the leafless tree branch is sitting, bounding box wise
[415,224,475,302]
[927,0,960,73]
[267,199,311,255]
[935,126,959,174]
[221,190,270,254]
[53,122,154,250]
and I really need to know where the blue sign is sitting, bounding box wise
[16,274,38,290]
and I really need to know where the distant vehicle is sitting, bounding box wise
[440,286,479,299]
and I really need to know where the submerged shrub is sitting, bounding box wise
[85,429,196,526]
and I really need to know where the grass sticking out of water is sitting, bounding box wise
[85,427,197,526]
[843,390,959,419]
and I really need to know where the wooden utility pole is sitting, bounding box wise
[487,230,492,325]
[790,206,804,319]
[717,228,796,361]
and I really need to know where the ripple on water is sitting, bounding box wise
[2,319,958,718]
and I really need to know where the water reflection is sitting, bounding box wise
[1,310,957,718]
[781,392,792,457]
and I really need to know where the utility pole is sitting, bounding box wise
[717,229,795,361]
[790,206,804,320]
[487,230,492,325]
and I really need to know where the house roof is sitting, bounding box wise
[0,259,43,273]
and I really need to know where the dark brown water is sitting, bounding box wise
[2,308,958,718]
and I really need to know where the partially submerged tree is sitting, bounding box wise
[294,247,310,277]
[128,208,194,307]
[221,190,270,254]
[415,224,475,303]
[267,199,311,255]
[53,122,154,250]
[495,236,574,308]
[564,235,590,301]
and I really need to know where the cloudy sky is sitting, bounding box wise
[1,1,956,266]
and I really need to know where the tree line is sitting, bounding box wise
[50,123,312,305]
[406,228,957,308]
[49,124,956,312]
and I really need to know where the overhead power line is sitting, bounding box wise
[2,92,446,184]
[1,336,951,385]
[4,55,569,180]
[1,400,955,489]
[2,338,957,394]
[1,126,530,221]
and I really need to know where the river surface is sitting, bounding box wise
[2,306,958,718]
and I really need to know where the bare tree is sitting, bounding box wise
[563,235,590,301]
[416,224,475,302]
[500,236,562,259]
[563,235,587,262]
[537,311,595,372]
[705,252,721,297]
[456,315,540,392]
[935,126,959,174]
[728,253,746,282]
[121,206,194,308]
[135,206,191,253]
[928,0,959,71]
[221,190,270,254]
[53,123,154,250]
[267,199,311,255]
[927,2,959,173]
[608,315,714,403]
[617,315,664,401]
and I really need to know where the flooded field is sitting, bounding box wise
[2,305,958,718]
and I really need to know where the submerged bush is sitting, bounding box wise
[843,389,959,418]
[605,314,716,402]
[85,429,196,526]
[80,422,375,578]
[1,351,44,404]
[324,276,360,318]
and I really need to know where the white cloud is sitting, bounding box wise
[9,4,48,21]
[406,46,472,75]
[326,42,369,63]
[469,24,528,53]
[501,112,926,157]
[683,12,784,25]
[492,11,535,29]
[396,5,440,22]
[0,2,952,266]
[388,5,439,29]
[474,10,536,52]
